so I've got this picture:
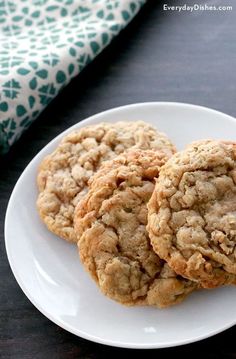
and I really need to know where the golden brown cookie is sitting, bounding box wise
[147,140,236,288]
[37,121,175,242]
[74,149,197,307]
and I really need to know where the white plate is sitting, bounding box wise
[5,102,236,349]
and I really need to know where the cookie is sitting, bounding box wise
[37,121,175,243]
[74,149,197,307]
[147,140,236,288]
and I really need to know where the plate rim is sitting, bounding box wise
[4,101,236,349]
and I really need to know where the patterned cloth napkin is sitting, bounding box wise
[0,0,145,154]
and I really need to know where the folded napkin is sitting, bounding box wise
[0,0,145,154]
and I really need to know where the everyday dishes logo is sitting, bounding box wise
[163,3,233,12]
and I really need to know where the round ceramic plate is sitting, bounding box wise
[5,102,236,349]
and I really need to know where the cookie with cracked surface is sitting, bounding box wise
[147,140,236,288]
[74,149,197,307]
[37,121,176,243]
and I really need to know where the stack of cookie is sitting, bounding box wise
[37,122,236,308]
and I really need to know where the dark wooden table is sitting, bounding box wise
[1,0,236,357]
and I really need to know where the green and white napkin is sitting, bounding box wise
[0,0,145,154]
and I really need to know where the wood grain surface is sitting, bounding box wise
[0,0,236,357]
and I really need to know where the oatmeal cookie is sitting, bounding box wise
[37,121,175,242]
[148,140,236,288]
[74,149,197,307]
